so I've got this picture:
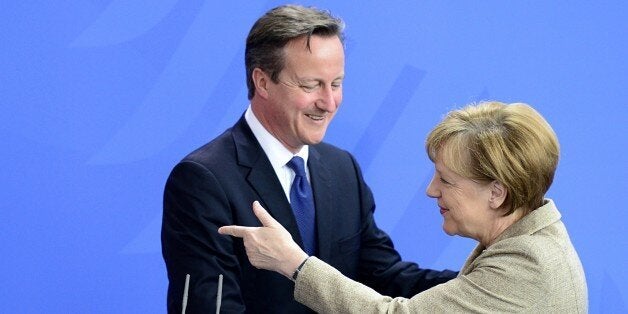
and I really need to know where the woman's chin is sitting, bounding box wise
[442,225,456,236]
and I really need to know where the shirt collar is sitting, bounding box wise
[245,105,309,169]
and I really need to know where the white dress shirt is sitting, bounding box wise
[244,106,310,203]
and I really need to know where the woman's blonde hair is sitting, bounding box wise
[426,101,559,215]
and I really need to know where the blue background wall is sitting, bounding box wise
[2,1,626,312]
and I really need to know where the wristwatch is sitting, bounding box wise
[292,257,310,281]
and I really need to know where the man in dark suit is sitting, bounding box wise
[161,5,456,313]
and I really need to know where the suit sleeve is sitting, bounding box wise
[161,161,245,314]
[295,242,545,313]
[349,154,458,297]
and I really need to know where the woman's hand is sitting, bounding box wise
[218,201,309,279]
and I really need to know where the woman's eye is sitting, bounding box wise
[440,178,450,185]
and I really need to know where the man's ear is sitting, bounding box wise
[252,68,270,99]
[489,180,507,210]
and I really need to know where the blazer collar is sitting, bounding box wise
[460,199,562,275]
[231,116,302,242]
[308,145,334,259]
[493,199,561,243]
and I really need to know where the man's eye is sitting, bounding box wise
[300,84,318,92]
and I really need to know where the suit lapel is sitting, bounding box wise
[231,116,302,245]
[308,146,334,260]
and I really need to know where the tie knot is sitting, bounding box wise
[287,156,307,177]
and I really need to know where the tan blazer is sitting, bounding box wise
[294,199,588,313]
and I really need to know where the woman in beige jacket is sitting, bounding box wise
[220,101,588,313]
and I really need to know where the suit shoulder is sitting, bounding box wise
[490,226,576,275]
[490,234,551,261]
[486,222,587,311]
[180,129,236,169]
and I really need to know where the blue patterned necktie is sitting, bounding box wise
[287,156,317,255]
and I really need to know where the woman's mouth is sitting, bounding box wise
[439,207,449,215]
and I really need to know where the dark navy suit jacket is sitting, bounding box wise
[161,116,456,313]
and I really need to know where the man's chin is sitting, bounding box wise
[301,133,327,145]
[304,138,325,146]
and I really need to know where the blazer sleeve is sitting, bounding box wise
[349,154,457,297]
[295,240,547,313]
[161,160,245,314]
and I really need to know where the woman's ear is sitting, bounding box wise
[252,68,270,99]
[489,180,507,209]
